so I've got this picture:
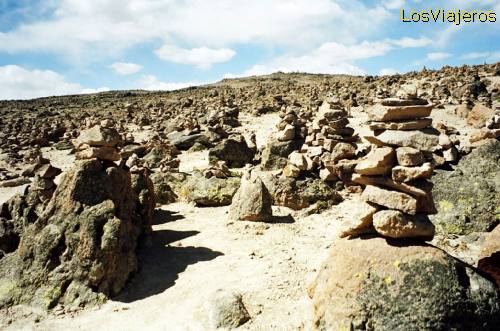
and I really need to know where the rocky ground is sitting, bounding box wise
[0,63,499,330]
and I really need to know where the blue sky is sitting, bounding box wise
[0,0,499,99]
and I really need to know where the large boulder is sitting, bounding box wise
[209,138,255,168]
[260,174,342,210]
[229,175,272,222]
[180,174,241,207]
[309,237,500,331]
[431,139,500,235]
[0,160,155,309]
[467,104,495,128]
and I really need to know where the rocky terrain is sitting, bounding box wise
[0,63,499,330]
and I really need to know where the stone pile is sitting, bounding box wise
[73,123,123,162]
[340,96,439,239]
[284,99,357,182]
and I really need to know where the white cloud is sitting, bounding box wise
[109,62,142,75]
[462,51,500,61]
[138,75,203,91]
[155,45,235,69]
[383,0,405,10]
[0,65,108,100]
[391,37,432,48]
[0,0,391,58]
[233,37,431,77]
[379,68,399,76]
[426,52,452,61]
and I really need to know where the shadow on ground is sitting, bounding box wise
[153,209,185,225]
[116,228,223,303]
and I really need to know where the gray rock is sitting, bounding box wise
[181,174,241,207]
[229,175,272,222]
[261,138,304,170]
[309,237,500,331]
[0,159,155,309]
[209,289,250,329]
[209,138,255,168]
[431,139,500,235]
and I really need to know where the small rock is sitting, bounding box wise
[396,147,425,166]
[354,147,395,175]
[372,210,435,239]
[209,290,250,329]
[362,185,418,215]
[392,163,433,182]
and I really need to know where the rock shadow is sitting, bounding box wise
[152,209,185,225]
[268,214,295,224]
[116,229,223,303]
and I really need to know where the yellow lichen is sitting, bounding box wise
[438,200,454,212]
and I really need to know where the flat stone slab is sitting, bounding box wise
[367,104,433,122]
[368,118,432,131]
[364,129,439,152]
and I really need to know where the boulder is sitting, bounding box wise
[0,159,154,309]
[354,147,395,175]
[478,224,500,287]
[467,104,495,128]
[367,104,433,122]
[209,138,255,168]
[308,237,500,331]
[181,174,241,207]
[372,210,435,239]
[74,125,122,148]
[362,185,418,215]
[229,175,272,222]
[392,163,433,182]
[431,140,500,235]
[396,147,425,166]
[365,129,440,152]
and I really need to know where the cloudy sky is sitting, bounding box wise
[0,0,499,100]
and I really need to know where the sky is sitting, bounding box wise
[0,0,499,100]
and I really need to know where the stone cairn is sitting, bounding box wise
[284,99,357,182]
[340,95,438,239]
[74,121,123,163]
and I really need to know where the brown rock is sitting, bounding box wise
[392,163,433,183]
[75,125,123,148]
[76,146,121,162]
[354,147,395,175]
[277,125,295,141]
[365,129,439,152]
[478,225,500,287]
[362,185,418,215]
[283,164,300,178]
[351,174,437,215]
[396,147,425,166]
[467,104,495,128]
[367,104,433,122]
[372,210,435,239]
[329,142,356,162]
[337,199,378,238]
[368,118,432,131]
